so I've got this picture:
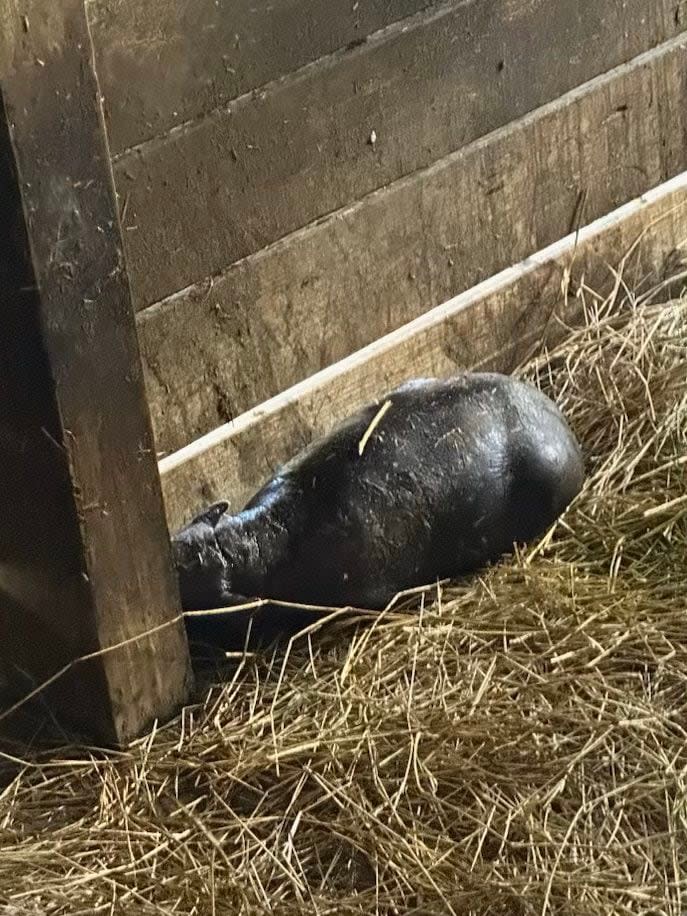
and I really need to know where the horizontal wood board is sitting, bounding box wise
[115,0,686,309]
[159,171,687,531]
[139,36,687,456]
[88,0,437,155]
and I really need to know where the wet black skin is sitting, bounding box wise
[172,373,585,649]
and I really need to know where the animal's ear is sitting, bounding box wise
[196,501,229,527]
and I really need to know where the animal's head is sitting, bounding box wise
[171,502,232,609]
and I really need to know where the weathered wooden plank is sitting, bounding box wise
[139,36,687,457]
[159,170,687,531]
[88,0,436,155]
[0,0,192,746]
[117,0,684,309]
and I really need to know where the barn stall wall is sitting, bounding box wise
[158,174,687,531]
[1,0,686,745]
[89,1,687,467]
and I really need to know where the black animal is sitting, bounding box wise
[173,373,584,648]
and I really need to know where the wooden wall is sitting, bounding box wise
[87,0,687,500]
[159,174,687,529]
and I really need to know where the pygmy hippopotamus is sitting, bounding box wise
[173,373,584,647]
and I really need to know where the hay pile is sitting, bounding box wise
[1,276,686,915]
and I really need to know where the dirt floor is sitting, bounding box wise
[0,275,686,914]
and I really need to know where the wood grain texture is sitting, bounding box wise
[88,0,436,155]
[159,171,687,531]
[115,0,685,309]
[138,36,687,456]
[0,0,191,746]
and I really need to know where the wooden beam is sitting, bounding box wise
[88,0,435,155]
[113,0,685,309]
[139,35,687,456]
[0,0,192,746]
[159,171,687,531]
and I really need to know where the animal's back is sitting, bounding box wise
[244,374,582,607]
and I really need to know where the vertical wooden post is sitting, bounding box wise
[0,0,193,745]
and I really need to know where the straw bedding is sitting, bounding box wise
[0,272,686,915]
